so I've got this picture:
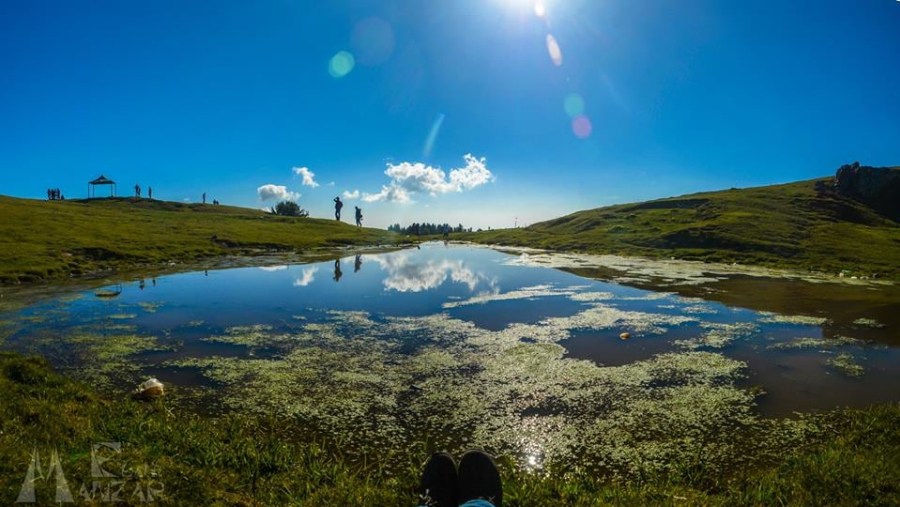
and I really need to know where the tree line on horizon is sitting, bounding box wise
[387,222,475,235]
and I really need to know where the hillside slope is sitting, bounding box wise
[462,175,900,278]
[0,196,398,284]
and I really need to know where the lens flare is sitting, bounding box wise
[351,17,395,66]
[546,34,563,66]
[328,51,355,78]
[564,93,584,118]
[423,113,445,157]
[572,115,592,139]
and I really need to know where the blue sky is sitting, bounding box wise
[1,0,899,228]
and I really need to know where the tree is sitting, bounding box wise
[271,201,308,217]
[385,221,471,235]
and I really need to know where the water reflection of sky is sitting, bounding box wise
[2,242,898,417]
[121,244,592,324]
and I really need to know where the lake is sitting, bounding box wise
[1,243,897,473]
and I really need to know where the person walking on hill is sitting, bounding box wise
[135,184,141,198]
[148,187,153,199]
[333,196,344,221]
[355,206,363,227]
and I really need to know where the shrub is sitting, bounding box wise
[271,201,308,217]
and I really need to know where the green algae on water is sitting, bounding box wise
[203,324,295,348]
[674,322,758,350]
[568,291,616,302]
[0,319,15,345]
[65,332,171,389]
[852,318,885,328]
[767,335,862,350]
[166,309,765,475]
[758,313,829,326]
[442,284,572,308]
[107,313,137,320]
[826,352,865,378]
[138,301,164,313]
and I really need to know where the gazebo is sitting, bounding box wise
[88,175,117,198]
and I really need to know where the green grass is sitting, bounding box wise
[0,196,402,284]
[459,177,900,279]
[1,352,897,505]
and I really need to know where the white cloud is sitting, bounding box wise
[342,189,360,200]
[361,154,494,203]
[293,267,318,287]
[292,167,319,188]
[363,185,411,203]
[449,154,494,190]
[257,184,300,202]
[258,265,288,272]
[327,181,335,187]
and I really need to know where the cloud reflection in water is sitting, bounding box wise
[371,251,496,294]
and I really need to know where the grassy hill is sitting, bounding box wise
[0,196,399,284]
[461,176,900,279]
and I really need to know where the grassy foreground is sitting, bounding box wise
[1,352,897,506]
[0,196,400,285]
[460,177,900,279]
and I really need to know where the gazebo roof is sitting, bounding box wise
[89,174,115,185]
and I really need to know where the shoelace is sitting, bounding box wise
[417,489,437,507]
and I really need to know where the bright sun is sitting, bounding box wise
[502,0,547,17]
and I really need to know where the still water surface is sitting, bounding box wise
[2,243,897,468]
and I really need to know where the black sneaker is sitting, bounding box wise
[418,452,458,507]
[457,450,502,507]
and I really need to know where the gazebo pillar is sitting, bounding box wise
[88,175,117,199]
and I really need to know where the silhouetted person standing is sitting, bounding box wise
[333,259,343,282]
[202,192,207,204]
[148,187,152,199]
[333,197,343,221]
[354,206,363,227]
[135,184,141,197]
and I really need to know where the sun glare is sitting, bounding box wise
[502,0,543,14]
